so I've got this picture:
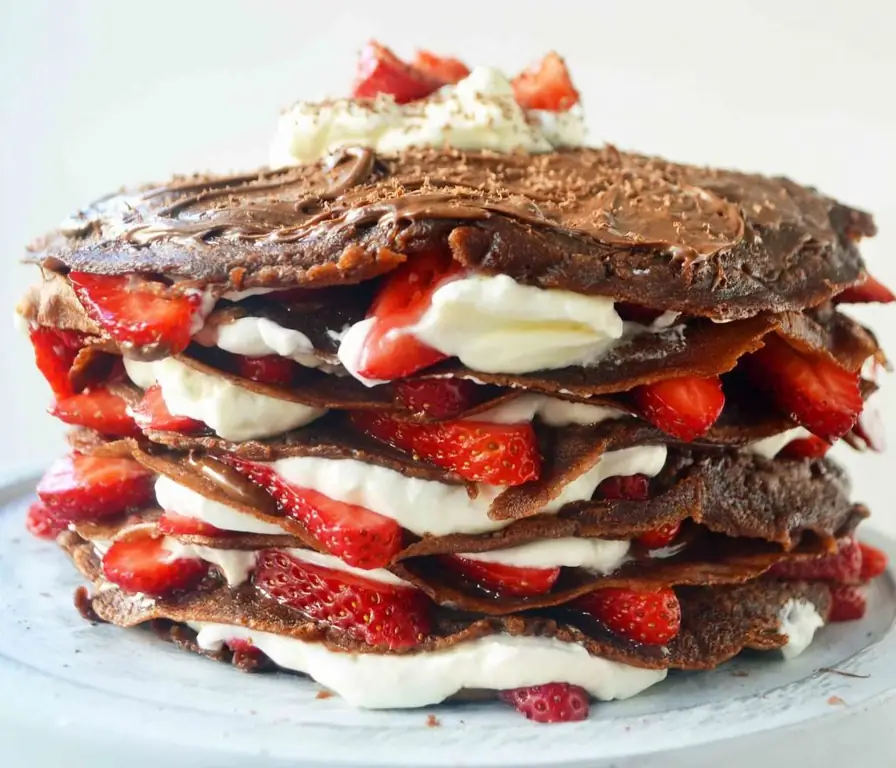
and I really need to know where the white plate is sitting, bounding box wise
[3,473,896,767]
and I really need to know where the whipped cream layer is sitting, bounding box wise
[271,66,585,167]
[746,427,813,459]
[458,537,629,573]
[190,623,664,709]
[777,598,825,659]
[474,394,627,427]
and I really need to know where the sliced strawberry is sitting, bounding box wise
[36,455,154,521]
[29,327,86,398]
[744,335,862,441]
[221,456,401,569]
[632,376,725,441]
[49,388,140,437]
[441,555,560,597]
[576,587,681,645]
[102,531,208,597]
[225,638,264,665]
[859,542,888,582]
[25,501,69,540]
[768,537,862,584]
[829,584,867,622]
[232,354,300,387]
[598,474,650,501]
[351,412,541,486]
[499,683,589,723]
[158,512,229,538]
[69,272,204,355]
[131,385,205,433]
[412,51,470,84]
[352,41,442,103]
[254,550,430,650]
[394,378,481,419]
[637,522,682,550]
[834,274,895,304]
[511,52,580,111]
[357,249,464,380]
[779,435,831,460]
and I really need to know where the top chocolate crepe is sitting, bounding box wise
[29,145,874,321]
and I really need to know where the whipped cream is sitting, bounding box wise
[746,427,813,459]
[271,66,585,166]
[190,624,665,709]
[458,537,629,573]
[474,394,627,427]
[124,357,327,441]
[778,598,825,659]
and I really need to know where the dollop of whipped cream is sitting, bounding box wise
[270,66,585,166]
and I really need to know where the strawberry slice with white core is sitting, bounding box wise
[221,456,402,570]
[158,511,230,538]
[102,531,208,597]
[352,41,443,103]
[511,52,580,111]
[632,375,725,441]
[353,249,465,381]
[745,335,863,441]
[834,274,895,304]
[37,454,155,521]
[254,549,430,650]
[412,51,470,84]
[351,412,541,486]
[69,272,207,355]
[394,378,481,419]
[442,555,560,597]
[131,385,207,433]
[29,327,87,398]
[49,388,140,437]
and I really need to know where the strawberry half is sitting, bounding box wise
[29,327,86,398]
[744,335,862,441]
[158,511,229,538]
[254,550,431,650]
[829,584,867,622]
[441,555,560,597]
[357,248,464,381]
[834,274,895,304]
[859,542,888,582]
[394,378,481,419]
[637,522,681,550]
[576,587,682,645]
[768,537,862,584]
[233,354,300,387]
[632,375,725,441]
[102,531,209,597]
[36,455,154,522]
[69,272,205,355]
[412,51,470,84]
[25,501,70,540]
[49,388,140,437]
[598,474,650,501]
[511,52,580,111]
[779,435,831,460]
[222,456,402,570]
[352,41,442,103]
[499,683,589,723]
[131,385,206,433]
[351,412,541,486]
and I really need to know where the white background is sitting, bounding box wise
[1,0,893,529]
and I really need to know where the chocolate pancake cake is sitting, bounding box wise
[18,43,893,722]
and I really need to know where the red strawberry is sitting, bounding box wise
[225,638,263,665]
[744,335,863,441]
[412,51,470,84]
[351,412,541,486]
[441,555,560,597]
[233,354,300,387]
[768,537,862,584]
[222,456,401,569]
[29,327,86,398]
[632,375,725,441]
[616,303,663,325]
[598,474,650,501]
[511,52,580,111]
[102,531,208,597]
[499,683,589,723]
[158,512,229,538]
[25,501,69,540]
[394,378,481,419]
[69,272,205,355]
[637,522,682,550]
[49,388,140,437]
[829,584,867,622]
[254,550,431,650]
[834,274,895,304]
[36,455,154,521]
[357,249,464,380]
[779,435,831,460]
[859,542,888,582]
[352,41,442,103]
[131,385,206,433]
[576,587,682,645]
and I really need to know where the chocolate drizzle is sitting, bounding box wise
[184,453,279,515]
